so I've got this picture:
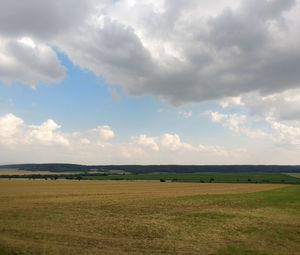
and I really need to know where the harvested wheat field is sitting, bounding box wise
[285,172,300,179]
[0,180,299,255]
[0,169,82,176]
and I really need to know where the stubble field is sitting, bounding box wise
[0,180,299,255]
[0,169,82,176]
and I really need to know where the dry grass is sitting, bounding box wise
[0,180,298,255]
[285,172,300,178]
[0,169,82,176]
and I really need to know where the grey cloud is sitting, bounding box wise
[57,18,154,93]
[0,0,95,40]
[0,0,300,107]
[0,0,90,85]
[57,0,300,106]
[208,7,267,51]
[240,0,296,19]
[0,38,65,85]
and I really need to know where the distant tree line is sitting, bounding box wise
[1,164,300,173]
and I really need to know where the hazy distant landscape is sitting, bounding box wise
[1,164,300,184]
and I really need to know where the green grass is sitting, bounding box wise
[0,247,21,255]
[212,246,269,255]
[83,172,300,184]
[175,185,300,210]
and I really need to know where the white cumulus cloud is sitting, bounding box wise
[131,134,159,151]
[29,119,70,147]
[89,125,115,140]
[0,113,24,145]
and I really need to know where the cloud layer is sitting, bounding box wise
[0,113,240,164]
[1,0,300,103]
[1,112,300,164]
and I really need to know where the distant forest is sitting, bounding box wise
[1,164,300,173]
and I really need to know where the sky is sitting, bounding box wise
[0,0,300,165]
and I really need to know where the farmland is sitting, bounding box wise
[2,170,300,184]
[284,172,300,179]
[0,180,299,254]
[83,172,300,183]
